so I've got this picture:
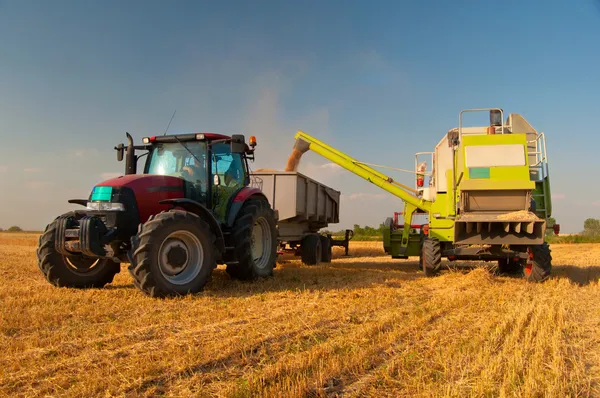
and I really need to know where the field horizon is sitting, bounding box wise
[1,233,599,397]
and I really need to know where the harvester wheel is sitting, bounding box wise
[226,198,277,280]
[524,242,552,282]
[128,210,217,297]
[37,215,120,288]
[301,234,322,266]
[497,258,524,275]
[422,237,442,277]
[320,235,332,263]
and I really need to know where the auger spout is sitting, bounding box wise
[292,131,431,212]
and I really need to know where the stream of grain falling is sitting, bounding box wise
[284,148,303,172]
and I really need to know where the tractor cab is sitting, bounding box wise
[136,133,252,222]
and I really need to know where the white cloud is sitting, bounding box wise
[24,167,42,173]
[591,201,600,207]
[25,181,53,189]
[342,192,389,201]
[551,193,566,200]
[73,149,100,158]
[100,172,122,181]
[0,166,7,173]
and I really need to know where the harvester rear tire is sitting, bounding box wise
[320,235,332,263]
[128,210,217,297]
[422,237,442,277]
[301,234,322,266]
[524,242,552,282]
[37,215,120,288]
[225,198,277,280]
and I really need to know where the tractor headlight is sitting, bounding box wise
[86,202,126,211]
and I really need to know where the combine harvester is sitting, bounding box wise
[292,108,559,281]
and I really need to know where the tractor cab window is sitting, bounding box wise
[211,143,245,189]
[146,142,209,193]
[211,143,246,221]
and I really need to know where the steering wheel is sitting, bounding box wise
[181,166,196,178]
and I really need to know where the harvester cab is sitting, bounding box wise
[290,108,556,281]
[37,132,278,297]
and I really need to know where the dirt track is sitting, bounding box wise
[1,234,599,397]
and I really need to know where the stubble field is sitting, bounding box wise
[1,232,599,397]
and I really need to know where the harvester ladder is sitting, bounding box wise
[528,132,550,221]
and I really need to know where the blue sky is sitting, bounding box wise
[1,0,599,232]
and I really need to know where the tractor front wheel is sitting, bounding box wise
[37,216,120,288]
[524,242,552,282]
[226,199,278,280]
[129,210,217,297]
[422,237,442,277]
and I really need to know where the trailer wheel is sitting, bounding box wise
[524,242,552,282]
[320,235,332,263]
[422,237,442,277]
[226,198,278,280]
[301,234,322,265]
[37,215,120,288]
[129,210,217,297]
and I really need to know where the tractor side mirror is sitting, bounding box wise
[230,134,246,153]
[115,143,124,161]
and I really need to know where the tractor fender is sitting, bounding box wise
[158,198,225,253]
[226,187,272,227]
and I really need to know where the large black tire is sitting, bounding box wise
[422,237,442,277]
[37,215,120,288]
[524,242,552,282]
[320,235,332,263]
[301,234,322,265]
[225,199,278,280]
[128,210,217,297]
[497,257,524,275]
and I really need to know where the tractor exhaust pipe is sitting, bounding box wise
[125,132,136,175]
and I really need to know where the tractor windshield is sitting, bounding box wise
[145,142,209,191]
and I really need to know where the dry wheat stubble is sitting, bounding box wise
[0,233,599,397]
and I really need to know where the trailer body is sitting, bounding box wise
[250,171,350,264]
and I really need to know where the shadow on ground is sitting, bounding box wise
[552,265,600,286]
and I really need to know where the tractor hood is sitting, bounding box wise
[96,174,183,191]
[93,174,185,223]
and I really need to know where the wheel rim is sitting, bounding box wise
[64,256,100,274]
[158,230,204,285]
[251,217,272,269]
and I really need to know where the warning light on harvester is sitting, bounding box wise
[490,109,502,127]
[249,135,257,148]
[553,224,560,235]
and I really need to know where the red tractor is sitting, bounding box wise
[37,132,278,297]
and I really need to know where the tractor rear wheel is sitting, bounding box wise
[524,242,552,282]
[129,210,217,297]
[422,237,442,277]
[37,215,120,288]
[301,234,322,265]
[226,199,277,280]
[320,235,332,263]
